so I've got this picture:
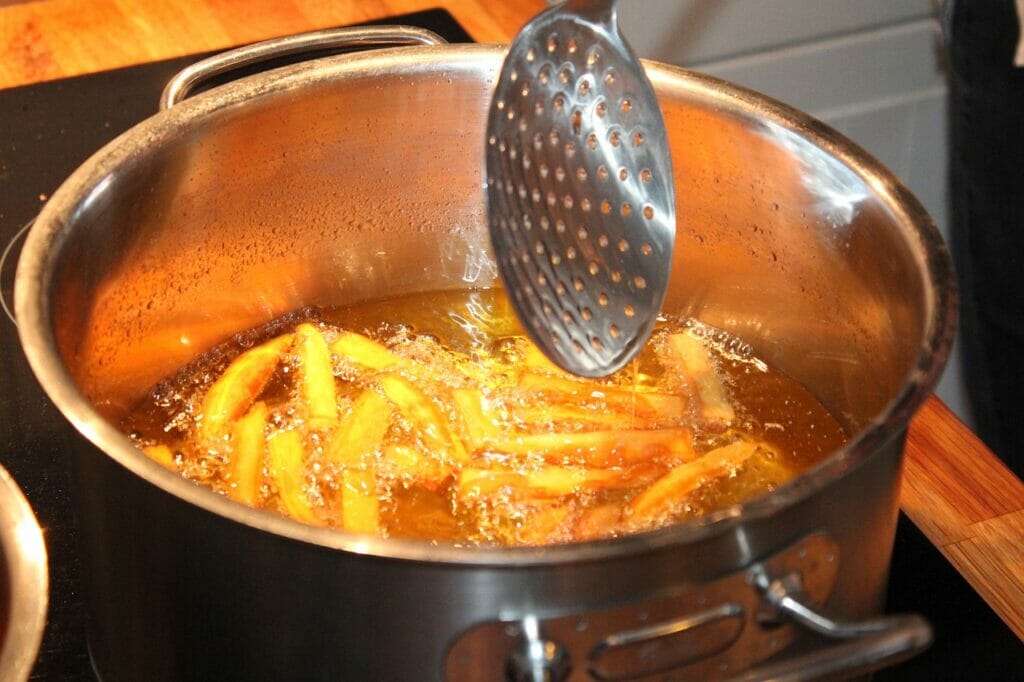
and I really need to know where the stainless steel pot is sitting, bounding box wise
[15,27,955,681]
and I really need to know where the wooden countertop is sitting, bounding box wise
[0,0,545,89]
[2,0,1021,642]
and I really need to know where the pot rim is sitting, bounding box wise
[0,464,48,681]
[14,44,957,566]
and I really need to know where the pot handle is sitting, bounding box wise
[0,218,33,326]
[724,570,933,682]
[160,25,447,110]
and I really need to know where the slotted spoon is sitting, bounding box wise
[485,0,676,378]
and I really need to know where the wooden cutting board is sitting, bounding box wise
[903,398,1024,639]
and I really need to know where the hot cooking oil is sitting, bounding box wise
[122,288,847,546]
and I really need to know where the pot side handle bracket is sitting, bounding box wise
[445,532,933,681]
[726,568,933,682]
[159,25,448,110]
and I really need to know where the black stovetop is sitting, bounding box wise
[0,8,1019,680]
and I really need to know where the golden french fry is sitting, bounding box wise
[379,374,469,463]
[381,445,452,490]
[453,388,502,448]
[517,372,687,421]
[341,468,379,534]
[295,323,337,430]
[478,427,695,467]
[629,440,759,520]
[200,334,293,441]
[517,503,573,545]
[143,444,176,470]
[520,337,660,391]
[456,468,519,499]
[458,463,662,500]
[511,403,661,430]
[521,341,573,376]
[267,429,321,525]
[747,448,796,485]
[526,466,612,495]
[575,503,623,541]
[229,401,268,506]
[327,390,392,467]
[330,331,402,371]
[664,331,735,424]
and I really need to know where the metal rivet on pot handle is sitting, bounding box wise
[505,615,572,682]
[160,25,448,110]
[723,568,934,682]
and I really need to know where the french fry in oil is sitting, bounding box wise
[525,467,593,496]
[526,465,649,495]
[575,503,623,541]
[267,429,321,525]
[128,287,846,548]
[229,401,268,506]
[200,334,293,441]
[516,503,573,545]
[457,462,662,500]
[295,323,337,430]
[453,388,502,448]
[455,469,519,499]
[664,331,736,424]
[379,374,469,463]
[330,331,403,371]
[521,342,573,377]
[381,445,452,490]
[478,427,695,467]
[454,385,655,442]
[510,403,661,430]
[341,468,379,534]
[327,390,392,467]
[143,444,176,470]
[517,372,687,421]
[629,440,759,521]
[520,338,659,391]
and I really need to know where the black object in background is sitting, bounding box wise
[948,0,1024,479]
[0,7,1018,679]
[876,515,1023,680]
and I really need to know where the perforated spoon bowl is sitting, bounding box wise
[485,0,676,378]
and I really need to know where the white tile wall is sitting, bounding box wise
[618,0,935,65]
[690,20,945,112]
[616,0,971,424]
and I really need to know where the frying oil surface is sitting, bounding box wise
[124,289,847,546]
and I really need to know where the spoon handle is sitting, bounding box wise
[563,0,618,23]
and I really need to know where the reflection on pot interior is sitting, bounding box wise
[123,288,847,546]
